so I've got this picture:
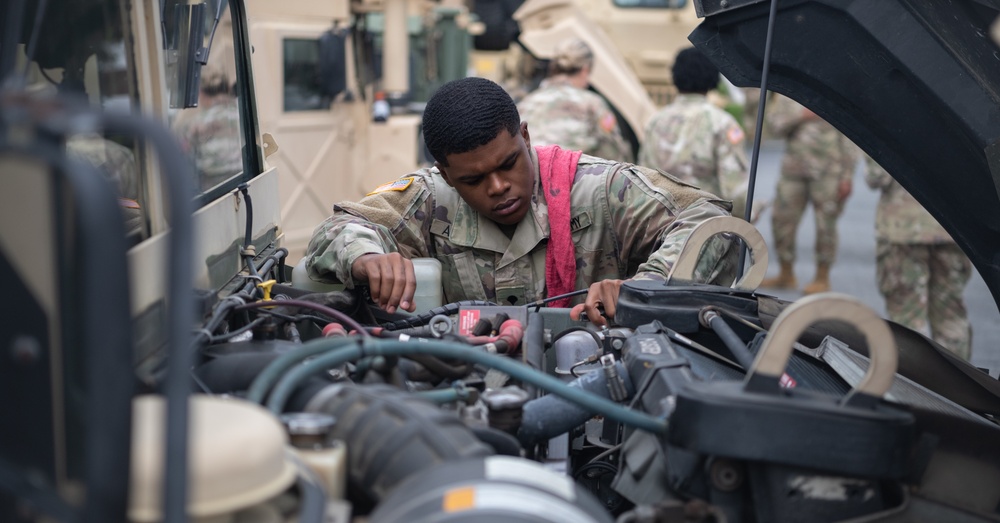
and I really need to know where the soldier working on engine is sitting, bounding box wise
[304,77,738,325]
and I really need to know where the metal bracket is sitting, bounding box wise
[748,293,897,400]
[667,216,769,291]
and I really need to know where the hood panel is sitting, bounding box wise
[690,0,1000,306]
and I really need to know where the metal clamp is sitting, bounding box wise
[747,293,897,400]
[667,216,769,291]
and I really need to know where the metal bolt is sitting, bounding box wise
[709,458,743,492]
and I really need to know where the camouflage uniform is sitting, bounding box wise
[768,94,858,266]
[638,93,749,217]
[864,156,972,359]
[305,148,738,306]
[517,77,633,162]
[67,134,144,237]
[171,95,243,191]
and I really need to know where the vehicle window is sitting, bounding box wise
[283,38,331,111]
[16,0,148,244]
[165,1,247,194]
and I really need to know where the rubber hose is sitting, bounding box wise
[517,361,635,446]
[267,338,667,435]
[245,336,360,404]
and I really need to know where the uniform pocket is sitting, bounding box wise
[441,251,489,301]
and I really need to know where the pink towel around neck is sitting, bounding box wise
[535,144,582,308]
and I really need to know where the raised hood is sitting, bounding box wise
[689,0,1000,307]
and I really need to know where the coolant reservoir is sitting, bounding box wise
[129,395,297,522]
[291,257,442,313]
[411,257,443,314]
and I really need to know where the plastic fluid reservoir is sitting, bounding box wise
[292,256,441,312]
[411,258,443,314]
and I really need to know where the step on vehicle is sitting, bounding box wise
[2,0,1000,522]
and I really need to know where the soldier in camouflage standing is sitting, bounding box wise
[171,63,244,191]
[305,77,738,326]
[517,38,633,162]
[864,156,972,359]
[759,94,859,294]
[638,47,749,219]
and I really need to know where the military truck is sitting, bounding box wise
[5,0,1000,522]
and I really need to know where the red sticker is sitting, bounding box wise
[458,309,481,336]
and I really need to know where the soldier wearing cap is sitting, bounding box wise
[864,156,973,360]
[304,77,739,325]
[517,38,632,162]
[639,47,750,219]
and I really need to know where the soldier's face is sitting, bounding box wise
[437,122,535,226]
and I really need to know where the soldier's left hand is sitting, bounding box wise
[837,179,852,202]
[570,279,625,327]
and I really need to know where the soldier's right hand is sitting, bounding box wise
[351,253,416,314]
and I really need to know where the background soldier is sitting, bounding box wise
[638,46,749,219]
[759,94,859,294]
[864,156,973,359]
[517,37,632,162]
[171,63,244,191]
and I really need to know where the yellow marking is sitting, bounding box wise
[442,486,476,512]
[257,279,277,301]
[367,176,415,195]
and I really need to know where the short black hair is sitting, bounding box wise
[672,47,720,94]
[422,77,521,166]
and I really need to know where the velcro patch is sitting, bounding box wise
[430,219,452,237]
[727,125,745,145]
[570,211,592,233]
[367,176,415,195]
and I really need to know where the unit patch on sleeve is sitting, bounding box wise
[367,176,415,195]
[727,125,745,145]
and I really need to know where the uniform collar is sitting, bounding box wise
[447,147,548,268]
[539,76,576,89]
[674,93,708,104]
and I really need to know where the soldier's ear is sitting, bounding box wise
[520,121,530,150]
[436,162,454,187]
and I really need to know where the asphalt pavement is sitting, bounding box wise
[746,140,1000,374]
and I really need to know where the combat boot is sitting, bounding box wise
[803,264,831,295]
[760,261,797,289]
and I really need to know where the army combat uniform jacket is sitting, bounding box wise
[863,157,954,245]
[638,93,749,203]
[518,77,633,163]
[768,95,857,183]
[305,148,738,306]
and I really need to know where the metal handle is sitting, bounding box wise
[667,216,769,291]
[748,293,897,399]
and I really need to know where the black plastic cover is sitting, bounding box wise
[690,0,1000,306]
[614,281,760,333]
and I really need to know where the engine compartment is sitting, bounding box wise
[172,255,1000,522]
